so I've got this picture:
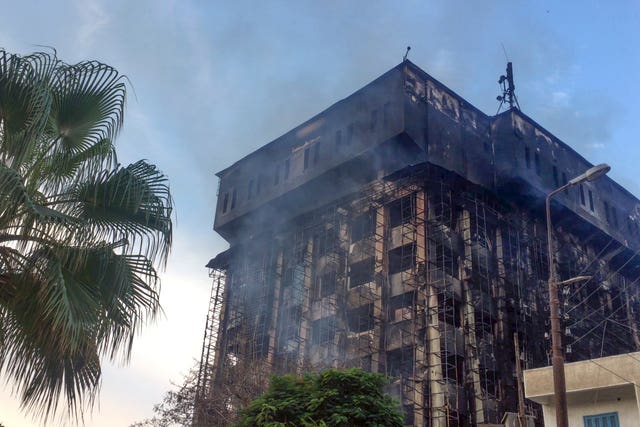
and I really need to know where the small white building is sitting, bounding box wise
[524,352,640,427]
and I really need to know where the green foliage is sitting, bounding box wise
[0,48,172,421]
[235,368,404,427]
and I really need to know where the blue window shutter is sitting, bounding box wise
[583,412,619,427]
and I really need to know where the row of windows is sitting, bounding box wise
[523,144,639,236]
[221,103,393,215]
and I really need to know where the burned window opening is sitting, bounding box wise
[351,211,375,242]
[312,316,336,345]
[388,243,417,275]
[580,184,586,206]
[284,158,290,180]
[231,188,237,210]
[534,151,541,176]
[403,405,415,426]
[389,194,416,228]
[588,189,594,211]
[389,292,416,322]
[313,142,320,165]
[313,270,337,299]
[274,165,280,186]
[383,102,391,128]
[347,303,374,333]
[248,179,255,200]
[552,165,559,188]
[349,257,375,288]
[313,228,337,257]
[222,192,229,213]
[370,109,378,132]
[604,201,610,223]
[524,146,531,169]
[387,346,414,377]
[304,147,310,170]
[443,354,464,386]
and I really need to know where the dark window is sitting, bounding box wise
[351,211,375,242]
[347,304,374,333]
[370,109,378,131]
[313,143,320,165]
[284,158,290,180]
[313,228,336,257]
[588,190,594,211]
[248,179,255,200]
[524,146,531,169]
[580,185,586,206]
[604,201,610,223]
[314,270,337,299]
[387,347,414,377]
[611,206,618,228]
[389,195,415,228]
[347,123,354,144]
[389,292,415,322]
[534,151,541,176]
[383,102,391,127]
[443,354,464,386]
[312,317,336,345]
[231,188,237,209]
[388,243,417,275]
[274,165,280,185]
[552,165,559,187]
[349,257,375,288]
[335,129,342,148]
[403,405,415,426]
[222,192,229,213]
[304,147,310,170]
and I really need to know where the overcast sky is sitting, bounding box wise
[1,0,639,426]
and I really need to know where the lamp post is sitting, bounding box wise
[545,163,610,427]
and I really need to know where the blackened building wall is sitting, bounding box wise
[196,61,640,426]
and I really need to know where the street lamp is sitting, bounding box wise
[545,163,610,427]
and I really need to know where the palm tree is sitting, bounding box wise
[0,49,172,420]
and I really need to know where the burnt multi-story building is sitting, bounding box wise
[195,60,640,426]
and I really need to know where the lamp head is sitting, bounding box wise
[568,163,611,186]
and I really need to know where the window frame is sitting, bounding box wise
[583,411,620,427]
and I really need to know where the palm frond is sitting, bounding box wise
[0,47,173,422]
[48,60,126,157]
[73,160,173,266]
[0,50,52,168]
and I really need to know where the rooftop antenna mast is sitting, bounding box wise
[403,46,411,62]
[497,62,521,113]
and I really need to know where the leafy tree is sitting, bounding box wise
[235,368,404,427]
[0,49,172,420]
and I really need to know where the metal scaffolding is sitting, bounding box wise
[195,165,640,426]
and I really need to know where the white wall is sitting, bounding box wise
[541,395,639,427]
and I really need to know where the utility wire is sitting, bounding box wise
[566,251,640,315]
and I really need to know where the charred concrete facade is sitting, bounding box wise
[195,61,640,426]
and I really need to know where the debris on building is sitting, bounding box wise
[194,60,640,426]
